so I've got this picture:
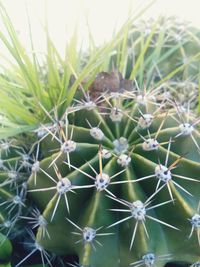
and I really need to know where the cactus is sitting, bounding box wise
[125,16,200,80]
[0,5,200,267]
[0,77,200,267]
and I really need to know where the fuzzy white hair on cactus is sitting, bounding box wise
[95,173,111,191]
[189,203,200,246]
[179,123,194,136]
[130,200,146,221]
[138,114,153,129]
[117,154,131,167]
[101,149,112,159]
[60,140,77,153]
[155,165,172,182]
[109,107,123,122]
[90,127,104,140]
[113,137,129,154]
[142,138,159,151]
[83,227,96,242]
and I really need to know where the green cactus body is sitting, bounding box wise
[0,87,199,266]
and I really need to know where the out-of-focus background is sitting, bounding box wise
[1,0,200,55]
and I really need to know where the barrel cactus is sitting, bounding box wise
[0,4,200,267]
[126,16,200,80]
[0,76,200,267]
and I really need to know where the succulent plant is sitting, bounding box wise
[127,16,200,80]
[0,77,200,267]
[0,2,200,266]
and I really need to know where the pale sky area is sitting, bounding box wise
[1,0,200,58]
